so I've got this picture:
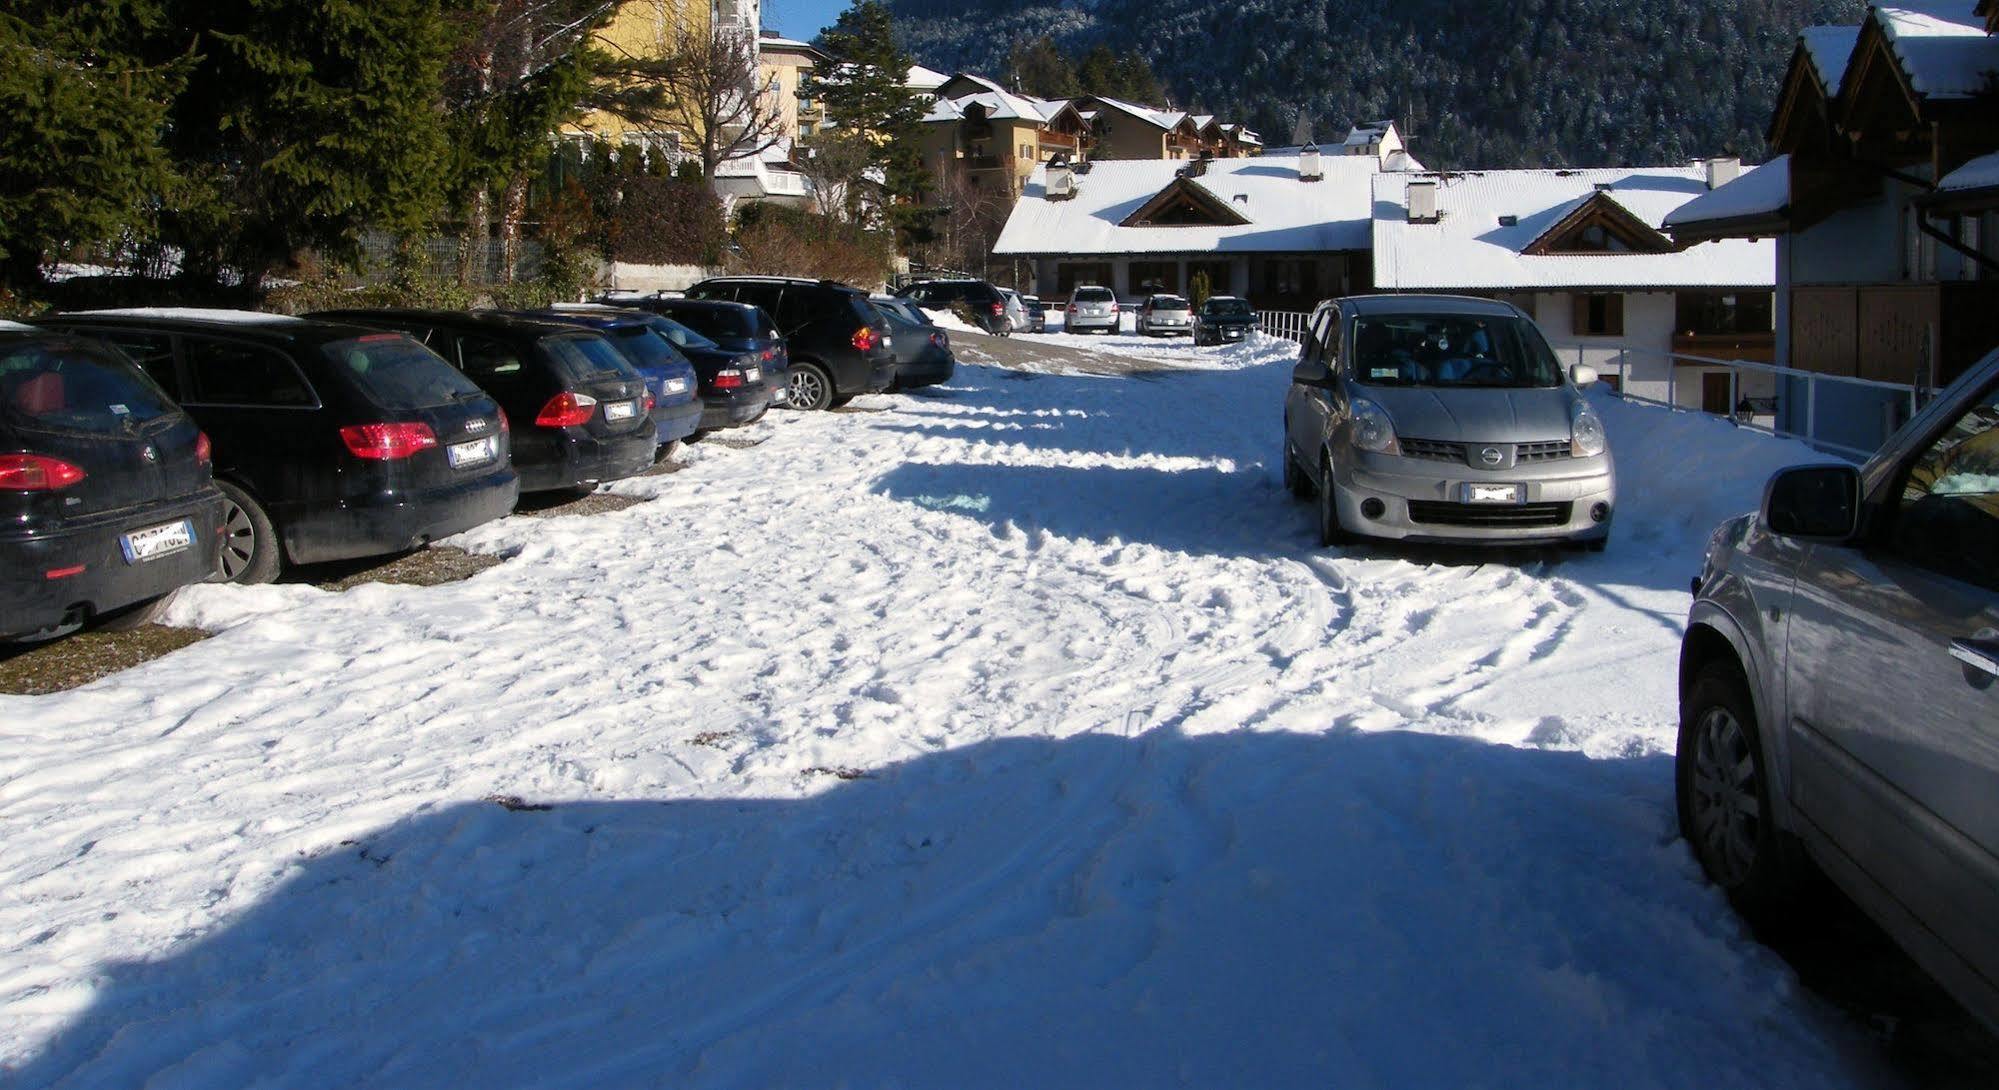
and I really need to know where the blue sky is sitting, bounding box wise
[763,0,850,41]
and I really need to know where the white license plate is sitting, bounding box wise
[604,399,638,421]
[745,367,761,383]
[664,378,690,394]
[1463,483,1522,504]
[121,518,194,563]
[447,435,497,468]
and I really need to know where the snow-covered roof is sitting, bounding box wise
[1878,2,1999,99]
[1342,121,1396,148]
[0,319,34,331]
[1661,157,1790,231]
[1372,168,1777,291]
[1799,26,1862,89]
[994,153,1391,256]
[1088,95,1186,132]
[758,35,818,53]
[925,89,1052,125]
[1936,149,1999,193]
[71,307,305,324]
[1224,124,1262,145]
[1191,114,1216,130]
[906,64,951,91]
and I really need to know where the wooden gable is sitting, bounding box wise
[1769,42,1841,155]
[1522,192,1676,255]
[1834,18,1930,161]
[1118,177,1250,227]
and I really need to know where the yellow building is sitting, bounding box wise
[559,0,760,161]
[757,35,829,141]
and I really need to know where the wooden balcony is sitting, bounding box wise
[1791,282,1999,386]
[1671,332,1776,363]
[1038,130,1078,150]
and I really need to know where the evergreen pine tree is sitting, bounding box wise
[814,0,933,248]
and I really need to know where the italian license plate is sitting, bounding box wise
[121,518,194,563]
[1463,483,1522,504]
[745,367,761,383]
[604,399,638,421]
[447,435,497,468]
[664,378,690,394]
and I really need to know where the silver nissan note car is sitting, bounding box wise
[1282,295,1615,549]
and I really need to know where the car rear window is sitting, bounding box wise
[649,317,719,352]
[324,335,484,408]
[666,305,751,340]
[1153,296,1189,308]
[604,325,687,370]
[538,333,638,385]
[0,338,177,435]
[1075,287,1113,302]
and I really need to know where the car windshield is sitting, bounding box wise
[663,305,749,341]
[1204,298,1252,316]
[0,337,177,435]
[605,325,689,369]
[1350,314,1563,389]
[539,333,638,384]
[325,335,485,408]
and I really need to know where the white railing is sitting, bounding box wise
[1602,346,1931,462]
[1259,309,1311,342]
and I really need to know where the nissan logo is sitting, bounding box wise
[1479,446,1505,467]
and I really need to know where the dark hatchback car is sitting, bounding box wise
[509,307,703,448]
[1193,296,1259,345]
[869,297,957,390]
[310,310,658,495]
[39,310,518,584]
[1,325,224,640]
[683,277,895,411]
[628,312,774,430]
[612,297,790,411]
[895,278,1010,335]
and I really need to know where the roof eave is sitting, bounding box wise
[1662,210,1792,245]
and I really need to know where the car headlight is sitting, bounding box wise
[1571,402,1607,458]
[1351,398,1400,455]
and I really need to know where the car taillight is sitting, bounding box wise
[339,422,439,460]
[713,369,746,389]
[1066,302,1077,312]
[535,391,598,428]
[498,409,510,435]
[852,326,879,352]
[760,347,776,361]
[643,391,656,413]
[990,302,1004,316]
[0,453,86,491]
[195,431,213,466]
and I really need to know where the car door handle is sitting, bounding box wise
[1949,637,1999,678]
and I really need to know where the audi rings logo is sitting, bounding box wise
[1479,446,1505,467]
[465,419,490,434]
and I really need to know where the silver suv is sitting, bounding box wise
[1678,347,1999,1032]
[1065,285,1119,335]
[1282,295,1614,548]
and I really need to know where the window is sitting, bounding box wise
[1056,263,1113,295]
[325,336,482,409]
[1187,260,1231,296]
[182,338,315,407]
[1350,313,1563,388]
[1960,215,1982,281]
[1572,293,1624,336]
[1889,384,1999,592]
[1020,143,1033,160]
[1676,291,1773,336]
[90,329,179,397]
[0,338,178,433]
[1129,261,1178,294]
[455,334,528,384]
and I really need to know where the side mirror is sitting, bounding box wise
[1292,359,1330,386]
[1570,363,1598,387]
[1763,464,1861,540]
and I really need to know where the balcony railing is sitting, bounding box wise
[1039,131,1078,149]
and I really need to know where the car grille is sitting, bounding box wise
[1516,440,1573,462]
[1407,501,1574,528]
[1400,438,1463,462]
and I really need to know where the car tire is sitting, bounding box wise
[1317,454,1351,547]
[214,480,280,585]
[1677,661,1799,923]
[97,589,180,631]
[1283,441,1312,500]
[656,439,684,462]
[788,362,834,411]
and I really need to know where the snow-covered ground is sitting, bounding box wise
[1,334,1889,1087]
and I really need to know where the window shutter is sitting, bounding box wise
[1571,294,1589,336]
[1606,293,1625,335]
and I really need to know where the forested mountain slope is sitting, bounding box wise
[886,0,1863,168]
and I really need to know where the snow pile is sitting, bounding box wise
[0,340,1872,1088]
[913,304,988,335]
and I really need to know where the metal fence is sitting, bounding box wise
[1601,347,1929,463]
[1258,309,1312,342]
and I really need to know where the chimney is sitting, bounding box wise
[1046,153,1076,200]
[1407,179,1438,223]
[1298,143,1322,182]
[1705,156,1740,190]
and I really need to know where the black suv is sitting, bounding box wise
[39,310,519,583]
[311,310,659,494]
[1,326,224,640]
[682,277,895,410]
[895,279,1009,335]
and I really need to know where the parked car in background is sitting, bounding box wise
[683,277,895,411]
[1677,346,1999,1033]
[613,297,790,409]
[1282,295,1614,550]
[1193,296,1258,345]
[1065,285,1120,335]
[509,306,704,449]
[308,309,654,496]
[616,310,775,431]
[1,325,225,639]
[998,288,1033,333]
[1136,294,1193,337]
[1022,295,1048,333]
[40,310,518,584]
[869,297,957,391]
[893,278,1012,336]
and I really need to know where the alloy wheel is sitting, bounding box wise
[218,498,257,581]
[1689,706,1761,886]
[790,368,827,410]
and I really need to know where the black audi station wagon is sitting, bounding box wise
[37,310,519,583]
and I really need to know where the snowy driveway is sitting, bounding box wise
[2,335,1883,1087]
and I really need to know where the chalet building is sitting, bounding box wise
[994,146,1407,310]
[1665,1,1999,393]
[920,79,1090,198]
[1373,165,1779,413]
